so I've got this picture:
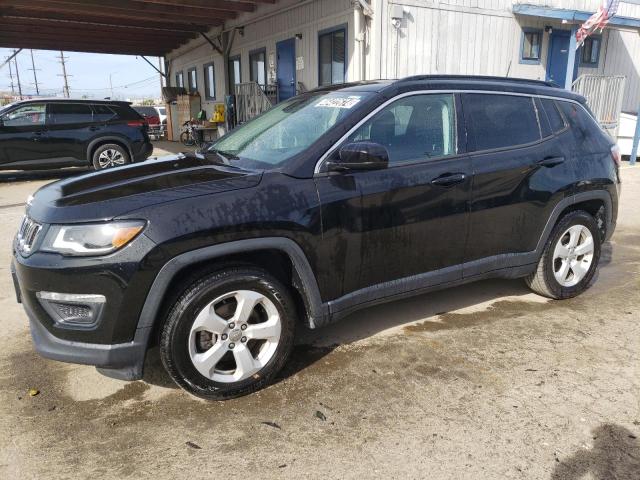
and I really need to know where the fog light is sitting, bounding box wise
[36,292,105,328]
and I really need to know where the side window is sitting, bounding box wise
[463,94,540,151]
[1,104,46,127]
[204,62,216,100]
[346,94,457,164]
[556,101,602,149]
[48,103,93,125]
[187,67,197,92]
[175,71,184,88]
[92,105,116,122]
[541,99,565,133]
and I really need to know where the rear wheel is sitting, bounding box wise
[180,131,196,147]
[525,210,601,299]
[160,267,296,400]
[92,143,130,170]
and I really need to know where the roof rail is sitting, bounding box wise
[398,75,557,88]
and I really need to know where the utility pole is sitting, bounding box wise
[57,51,71,98]
[13,50,23,99]
[28,50,40,96]
[7,55,15,96]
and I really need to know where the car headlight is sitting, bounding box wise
[40,221,145,256]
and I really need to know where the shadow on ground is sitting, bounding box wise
[552,424,640,479]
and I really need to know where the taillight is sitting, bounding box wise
[127,119,146,127]
[610,144,622,168]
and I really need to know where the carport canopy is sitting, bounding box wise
[0,0,275,57]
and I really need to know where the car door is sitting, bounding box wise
[461,93,575,276]
[315,92,471,305]
[46,102,95,163]
[0,103,49,167]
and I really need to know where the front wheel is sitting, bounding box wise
[159,267,296,400]
[525,210,601,299]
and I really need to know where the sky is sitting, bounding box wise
[0,49,163,100]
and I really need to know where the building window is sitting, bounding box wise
[175,71,184,88]
[581,36,601,67]
[520,28,542,64]
[249,48,267,87]
[229,55,241,90]
[187,67,197,92]
[204,62,216,100]
[319,26,347,86]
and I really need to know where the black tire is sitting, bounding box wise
[159,266,296,400]
[525,210,601,299]
[180,131,195,147]
[91,143,130,170]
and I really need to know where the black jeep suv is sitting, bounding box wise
[12,76,620,400]
[0,99,152,171]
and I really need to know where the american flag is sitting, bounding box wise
[576,0,620,47]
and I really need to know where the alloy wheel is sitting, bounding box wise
[97,148,126,168]
[187,290,282,383]
[552,225,595,287]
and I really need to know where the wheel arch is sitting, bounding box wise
[137,238,327,338]
[535,191,613,255]
[87,136,134,165]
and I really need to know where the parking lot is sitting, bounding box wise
[0,157,638,479]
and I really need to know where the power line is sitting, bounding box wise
[28,50,40,96]
[57,51,71,98]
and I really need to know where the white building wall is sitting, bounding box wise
[166,0,640,117]
[378,0,640,111]
[166,0,354,117]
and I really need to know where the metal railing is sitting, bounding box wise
[572,74,626,137]
[234,82,277,124]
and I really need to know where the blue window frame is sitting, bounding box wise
[175,71,184,88]
[520,28,543,64]
[580,36,602,67]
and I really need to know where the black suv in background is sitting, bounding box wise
[0,99,152,171]
[12,76,620,400]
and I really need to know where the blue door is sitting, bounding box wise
[546,30,578,86]
[276,38,296,102]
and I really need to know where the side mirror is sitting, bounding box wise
[327,141,389,172]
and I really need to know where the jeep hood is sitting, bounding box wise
[27,154,262,224]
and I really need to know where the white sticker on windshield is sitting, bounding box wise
[315,96,361,109]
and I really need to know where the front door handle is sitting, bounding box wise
[89,126,101,131]
[431,172,466,187]
[537,156,565,168]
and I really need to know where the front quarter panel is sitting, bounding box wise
[120,171,324,294]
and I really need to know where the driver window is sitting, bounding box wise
[1,104,46,127]
[346,94,457,164]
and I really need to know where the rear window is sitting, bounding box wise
[110,104,142,121]
[556,100,604,148]
[134,106,158,117]
[462,93,540,151]
[91,104,116,122]
[541,99,565,133]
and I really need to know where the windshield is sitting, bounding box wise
[210,91,371,169]
[0,102,17,117]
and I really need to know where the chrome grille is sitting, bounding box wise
[16,216,42,254]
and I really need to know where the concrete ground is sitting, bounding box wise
[0,153,638,480]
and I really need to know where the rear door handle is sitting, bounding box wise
[31,131,46,141]
[431,172,466,187]
[537,156,565,168]
[89,126,101,131]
